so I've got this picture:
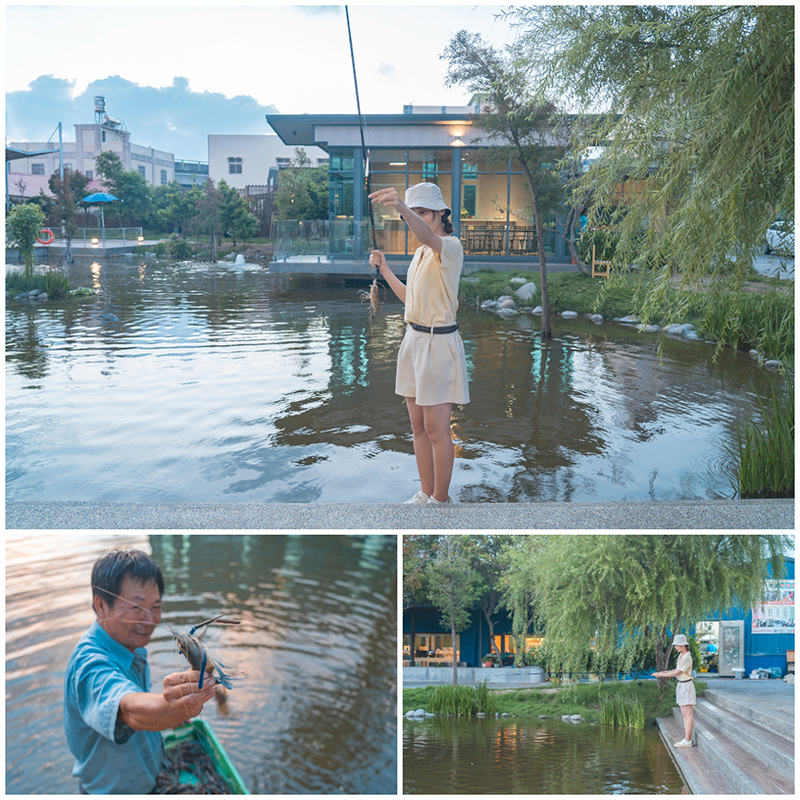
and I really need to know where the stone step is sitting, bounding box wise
[655,713,736,794]
[695,697,794,781]
[704,687,794,740]
[670,706,794,794]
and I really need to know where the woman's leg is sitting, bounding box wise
[406,398,434,497]
[680,704,694,741]
[406,399,454,501]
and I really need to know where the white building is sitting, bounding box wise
[9,96,174,186]
[207,134,328,191]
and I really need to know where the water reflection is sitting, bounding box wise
[403,716,684,794]
[6,533,397,794]
[6,258,783,503]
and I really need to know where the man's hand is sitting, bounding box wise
[118,669,219,731]
[163,669,217,720]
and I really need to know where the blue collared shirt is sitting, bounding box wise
[64,621,163,793]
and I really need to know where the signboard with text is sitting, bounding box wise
[751,579,794,633]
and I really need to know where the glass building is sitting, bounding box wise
[266,108,569,263]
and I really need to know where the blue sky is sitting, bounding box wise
[6,4,518,160]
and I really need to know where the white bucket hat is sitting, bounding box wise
[405,182,450,213]
[672,634,689,646]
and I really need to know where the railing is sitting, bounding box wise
[42,227,144,246]
[271,219,331,258]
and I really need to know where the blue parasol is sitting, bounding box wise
[81,192,121,248]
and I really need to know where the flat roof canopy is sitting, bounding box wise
[6,145,60,162]
[266,113,478,150]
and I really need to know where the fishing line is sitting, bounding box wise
[345,5,380,275]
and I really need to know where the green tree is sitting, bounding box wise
[506,6,794,324]
[427,536,482,685]
[151,181,200,235]
[217,179,259,245]
[403,535,440,666]
[94,150,153,226]
[518,534,789,686]
[442,30,571,338]
[461,535,515,662]
[195,179,225,260]
[500,536,545,661]
[274,148,329,221]
[49,169,91,258]
[6,203,46,276]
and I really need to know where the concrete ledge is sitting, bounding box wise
[5,499,793,530]
[403,666,546,686]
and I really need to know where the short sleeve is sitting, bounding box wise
[438,236,463,271]
[70,654,142,744]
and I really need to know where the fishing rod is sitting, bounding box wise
[345,5,380,276]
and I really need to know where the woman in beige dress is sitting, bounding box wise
[653,633,696,747]
[368,182,470,504]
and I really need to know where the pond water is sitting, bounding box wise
[403,716,686,794]
[5,533,397,794]
[6,257,782,503]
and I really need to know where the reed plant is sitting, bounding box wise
[426,683,497,716]
[729,380,794,498]
[599,691,645,729]
[695,289,793,362]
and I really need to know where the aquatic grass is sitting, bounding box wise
[405,683,498,717]
[426,683,498,716]
[693,289,794,361]
[729,380,794,499]
[6,267,71,300]
[599,690,646,729]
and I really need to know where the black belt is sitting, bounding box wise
[409,322,459,334]
[677,679,694,682]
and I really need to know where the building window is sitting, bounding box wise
[138,166,146,178]
[161,170,168,184]
[31,164,45,175]
[403,635,460,664]
[422,161,438,180]
[228,157,242,174]
[276,158,291,169]
[86,170,93,180]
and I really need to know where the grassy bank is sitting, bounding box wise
[460,270,794,362]
[404,681,708,725]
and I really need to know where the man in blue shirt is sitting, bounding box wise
[64,550,219,793]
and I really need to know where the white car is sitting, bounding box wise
[765,219,794,255]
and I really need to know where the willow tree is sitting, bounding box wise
[513,534,789,686]
[442,30,572,339]
[427,535,481,685]
[506,5,794,326]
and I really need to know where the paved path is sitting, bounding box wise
[6,498,793,530]
[700,675,795,721]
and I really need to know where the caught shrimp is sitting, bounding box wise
[358,276,384,320]
[92,586,246,713]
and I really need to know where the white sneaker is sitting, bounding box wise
[674,739,693,747]
[427,496,453,505]
[404,491,430,504]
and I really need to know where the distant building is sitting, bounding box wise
[207,134,328,192]
[174,159,210,189]
[9,96,175,186]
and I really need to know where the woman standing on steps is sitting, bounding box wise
[653,633,696,747]
[368,182,470,505]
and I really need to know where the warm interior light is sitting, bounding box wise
[390,162,407,166]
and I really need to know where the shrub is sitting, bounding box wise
[168,235,193,261]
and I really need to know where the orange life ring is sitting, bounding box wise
[37,228,55,245]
